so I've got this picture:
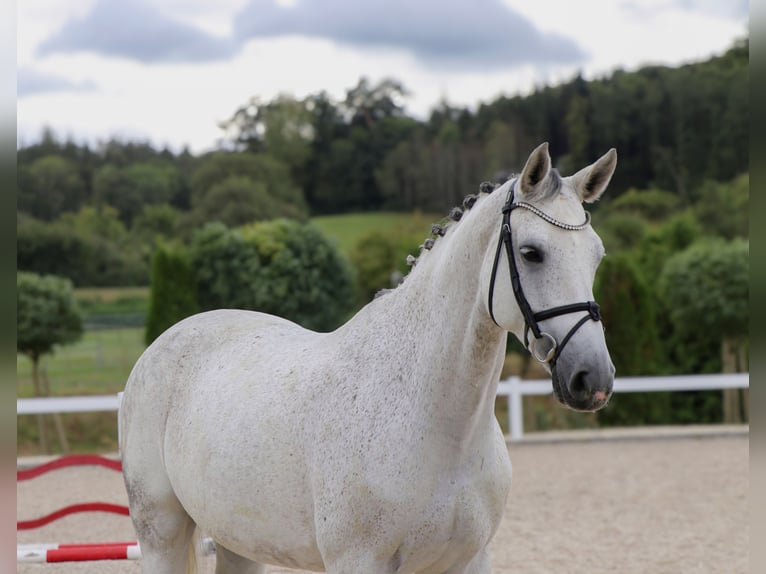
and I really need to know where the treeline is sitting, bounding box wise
[17,39,748,287]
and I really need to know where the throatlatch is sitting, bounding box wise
[487,181,602,365]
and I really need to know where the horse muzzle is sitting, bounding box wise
[551,362,614,412]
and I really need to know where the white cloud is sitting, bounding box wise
[38,0,237,63]
[234,0,586,70]
[18,67,98,96]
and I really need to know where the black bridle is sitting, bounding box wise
[487,180,602,365]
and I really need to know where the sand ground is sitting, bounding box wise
[17,428,748,574]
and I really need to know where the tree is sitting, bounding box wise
[60,205,128,244]
[132,203,183,246]
[17,272,83,451]
[593,254,668,426]
[376,134,430,211]
[343,77,409,128]
[92,162,181,226]
[18,213,148,287]
[144,245,200,345]
[189,222,262,312]
[18,155,86,221]
[593,212,648,253]
[220,94,314,177]
[693,174,749,240]
[659,239,749,421]
[189,220,354,331]
[189,152,307,219]
[190,176,303,228]
[607,188,682,222]
[242,219,355,331]
[635,211,701,281]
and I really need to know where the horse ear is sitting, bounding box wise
[569,148,617,203]
[518,142,552,197]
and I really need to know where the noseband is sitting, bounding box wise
[487,181,602,365]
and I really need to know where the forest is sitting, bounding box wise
[17,38,749,428]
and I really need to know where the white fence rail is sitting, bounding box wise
[18,375,749,442]
[17,394,122,415]
[497,373,749,441]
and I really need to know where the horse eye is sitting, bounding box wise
[520,246,543,263]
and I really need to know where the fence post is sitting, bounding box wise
[508,376,524,441]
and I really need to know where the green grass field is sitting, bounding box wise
[17,327,146,397]
[312,211,442,258]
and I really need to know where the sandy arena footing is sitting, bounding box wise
[18,428,749,574]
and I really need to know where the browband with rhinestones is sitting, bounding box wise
[513,202,591,231]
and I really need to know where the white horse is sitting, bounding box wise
[120,142,617,574]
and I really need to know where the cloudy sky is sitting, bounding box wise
[18,0,748,153]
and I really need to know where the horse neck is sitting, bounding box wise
[341,195,508,443]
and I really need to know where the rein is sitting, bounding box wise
[487,181,602,365]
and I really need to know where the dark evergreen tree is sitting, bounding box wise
[144,245,199,345]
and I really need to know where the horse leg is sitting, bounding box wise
[124,471,197,574]
[214,544,266,574]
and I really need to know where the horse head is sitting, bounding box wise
[482,142,617,412]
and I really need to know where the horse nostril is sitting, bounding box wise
[570,371,588,397]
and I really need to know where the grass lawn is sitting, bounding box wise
[74,286,150,304]
[17,327,146,397]
[312,211,442,258]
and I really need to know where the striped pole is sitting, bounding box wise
[18,542,141,563]
[18,539,216,563]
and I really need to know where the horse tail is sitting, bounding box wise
[185,525,199,574]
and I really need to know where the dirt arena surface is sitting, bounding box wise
[18,428,748,574]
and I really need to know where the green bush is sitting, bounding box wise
[693,174,748,240]
[144,245,199,345]
[595,212,648,252]
[635,211,701,280]
[190,222,262,311]
[608,188,682,221]
[17,214,148,287]
[242,219,355,331]
[656,238,748,378]
[189,220,355,332]
[595,253,659,376]
[593,253,670,426]
[659,239,748,343]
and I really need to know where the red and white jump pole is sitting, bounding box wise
[18,538,216,563]
[17,542,142,563]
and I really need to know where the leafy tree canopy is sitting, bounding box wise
[693,173,748,240]
[659,239,749,340]
[189,152,306,214]
[189,175,304,229]
[242,219,355,331]
[190,222,262,311]
[17,272,83,362]
[144,245,199,345]
[93,161,181,225]
[188,220,354,331]
[18,155,86,221]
